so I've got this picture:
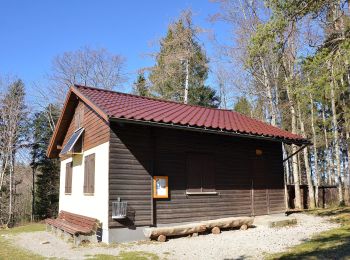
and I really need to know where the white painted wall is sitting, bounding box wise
[59,141,109,242]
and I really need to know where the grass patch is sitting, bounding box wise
[0,223,45,235]
[268,207,350,259]
[88,251,159,260]
[0,223,47,260]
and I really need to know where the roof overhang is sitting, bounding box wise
[110,117,311,146]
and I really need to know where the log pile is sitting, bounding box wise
[143,216,254,242]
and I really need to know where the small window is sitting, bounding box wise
[65,162,73,194]
[187,153,216,193]
[84,153,95,195]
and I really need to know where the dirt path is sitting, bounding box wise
[7,213,338,260]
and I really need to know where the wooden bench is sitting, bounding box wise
[45,211,100,245]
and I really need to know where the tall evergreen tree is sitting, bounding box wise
[133,72,149,97]
[149,10,219,107]
[30,104,60,219]
[233,97,253,117]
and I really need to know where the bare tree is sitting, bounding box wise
[48,46,126,104]
[0,79,28,226]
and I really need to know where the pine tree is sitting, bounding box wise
[133,72,149,97]
[149,10,219,107]
[30,104,60,219]
[233,97,253,117]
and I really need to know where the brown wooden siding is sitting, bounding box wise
[61,101,109,158]
[109,122,285,228]
[108,123,153,228]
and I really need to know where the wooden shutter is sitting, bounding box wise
[65,162,73,194]
[187,153,215,192]
[202,158,215,192]
[84,153,95,194]
[187,154,202,192]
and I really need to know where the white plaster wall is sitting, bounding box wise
[59,142,109,242]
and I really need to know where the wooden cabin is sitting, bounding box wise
[47,85,308,243]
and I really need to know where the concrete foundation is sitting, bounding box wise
[107,226,150,243]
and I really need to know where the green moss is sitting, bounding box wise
[268,207,350,259]
[88,251,159,260]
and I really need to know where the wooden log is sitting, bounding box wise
[157,235,166,242]
[211,226,220,234]
[143,223,206,239]
[203,217,254,229]
[143,216,254,240]
[240,224,248,230]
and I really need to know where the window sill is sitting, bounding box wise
[84,193,94,196]
[186,191,219,195]
[65,193,72,195]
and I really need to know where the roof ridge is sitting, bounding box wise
[73,84,236,113]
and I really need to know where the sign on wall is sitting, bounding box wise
[153,176,168,199]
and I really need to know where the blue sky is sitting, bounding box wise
[0,0,231,99]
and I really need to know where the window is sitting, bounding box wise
[187,153,215,193]
[65,162,73,194]
[84,153,95,195]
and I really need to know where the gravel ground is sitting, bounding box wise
[7,213,338,260]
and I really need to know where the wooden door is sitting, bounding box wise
[251,156,269,216]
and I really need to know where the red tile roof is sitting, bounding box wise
[74,85,307,145]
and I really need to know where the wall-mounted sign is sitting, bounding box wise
[153,176,168,199]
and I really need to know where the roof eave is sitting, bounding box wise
[109,117,310,146]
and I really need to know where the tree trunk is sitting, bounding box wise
[285,84,302,209]
[322,106,333,185]
[330,64,344,204]
[310,93,320,207]
[260,57,277,126]
[31,167,35,222]
[297,101,315,209]
[7,150,13,227]
[184,58,189,104]
[282,144,290,209]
